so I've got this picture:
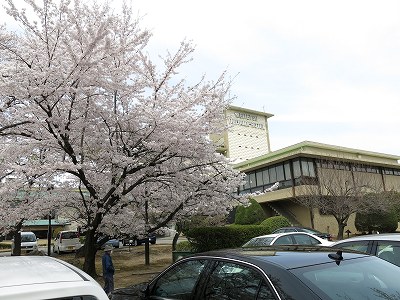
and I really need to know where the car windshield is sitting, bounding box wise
[242,237,274,247]
[62,232,79,239]
[291,256,400,300]
[21,235,36,242]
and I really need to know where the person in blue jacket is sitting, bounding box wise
[102,244,115,296]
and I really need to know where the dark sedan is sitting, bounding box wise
[122,234,156,246]
[111,245,400,299]
[273,226,333,241]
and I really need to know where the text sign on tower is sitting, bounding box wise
[229,112,264,130]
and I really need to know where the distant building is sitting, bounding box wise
[223,106,400,236]
[212,106,273,162]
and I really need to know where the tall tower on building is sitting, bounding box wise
[213,106,274,162]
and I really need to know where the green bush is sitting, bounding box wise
[355,210,398,233]
[260,216,291,232]
[234,199,267,225]
[185,225,271,252]
[0,242,11,250]
[175,241,196,251]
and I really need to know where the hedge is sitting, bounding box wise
[185,225,271,252]
[260,216,291,232]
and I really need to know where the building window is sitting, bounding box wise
[249,172,257,188]
[276,165,284,181]
[284,162,291,180]
[293,159,301,178]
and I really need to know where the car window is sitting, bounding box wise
[274,235,293,245]
[292,234,320,245]
[243,237,274,247]
[202,261,275,300]
[21,234,36,242]
[376,241,400,267]
[333,241,369,253]
[62,232,79,239]
[151,259,206,299]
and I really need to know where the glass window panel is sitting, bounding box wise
[377,242,400,267]
[276,164,284,181]
[301,160,310,176]
[284,162,292,180]
[269,167,277,183]
[152,259,206,298]
[274,236,293,245]
[262,169,270,184]
[293,234,320,245]
[333,241,369,253]
[243,175,250,190]
[256,171,263,187]
[293,160,301,178]
[307,160,316,177]
[249,173,256,188]
[203,261,270,300]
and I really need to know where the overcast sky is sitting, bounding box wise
[2,1,400,156]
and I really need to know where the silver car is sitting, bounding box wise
[331,233,400,266]
[0,256,109,299]
[242,232,333,247]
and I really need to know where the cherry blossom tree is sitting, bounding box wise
[0,0,245,276]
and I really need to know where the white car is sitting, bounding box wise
[53,230,82,254]
[242,231,333,247]
[11,231,38,254]
[330,233,400,267]
[0,256,109,299]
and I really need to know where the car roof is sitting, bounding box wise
[253,232,319,239]
[193,246,370,269]
[332,233,400,244]
[0,256,107,299]
[275,226,322,232]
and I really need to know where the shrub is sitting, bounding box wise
[175,241,196,251]
[234,199,267,225]
[355,210,398,233]
[185,225,271,252]
[260,216,291,232]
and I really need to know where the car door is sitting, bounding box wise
[292,234,322,245]
[371,240,400,267]
[147,259,207,299]
[200,260,277,300]
[332,240,372,254]
[273,235,295,245]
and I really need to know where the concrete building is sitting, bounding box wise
[212,106,273,162]
[224,106,400,237]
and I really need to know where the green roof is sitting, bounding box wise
[234,141,400,172]
[23,219,70,226]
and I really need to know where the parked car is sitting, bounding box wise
[123,234,156,246]
[273,226,333,241]
[0,256,109,299]
[330,233,400,267]
[113,245,400,299]
[11,231,38,254]
[242,232,333,247]
[53,230,82,254]
[103,238,123,249]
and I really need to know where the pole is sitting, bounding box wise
[47,214,52,256]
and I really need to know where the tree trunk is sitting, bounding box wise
[82,229,98,277]
[337,223,346,240]
[172,230,181,251]
[12,222,23,256]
